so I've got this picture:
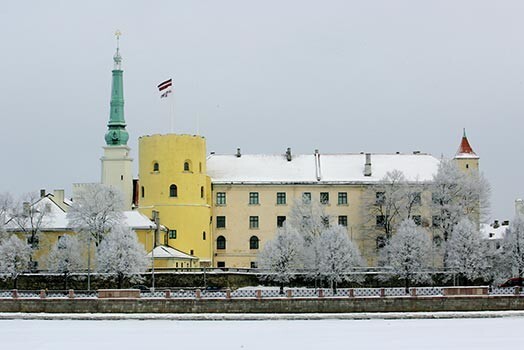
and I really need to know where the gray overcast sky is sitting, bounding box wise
[0,0,521,220]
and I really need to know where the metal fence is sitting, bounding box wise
[1,286,522,299]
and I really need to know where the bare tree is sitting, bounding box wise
[0,235,31,289]
[46,235,84,290]
[316,225,364,294]
[258,225,305,294]
[380,219,432,292]
[0,192,13,242]
[96,225,148,289]
[8,192,52,269]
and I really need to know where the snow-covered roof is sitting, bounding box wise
[146,245,197,260]
[207,153,440,184]
[480,223,508,240]
[5,195,155,231]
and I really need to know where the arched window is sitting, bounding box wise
[202,231,206,240]
[249,236,259,250]
[200,186,204,198]
[184,160,191,172]
[153,162,159,172]
[217,236,226,250]
[141,186,145,198]
[169,184,178,197]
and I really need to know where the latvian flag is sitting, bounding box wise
[158,79,173,98]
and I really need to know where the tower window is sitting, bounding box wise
[277,216,286,227]
[141,186,145,198]
[249,192,259,205]
[120,175,123,181]
[169,230,177,239]
[338,216,348,227]
[184,162,190,171]
[249,216,259,229]
[201,186,204,198]
[249,236,259,250]
[169,184,178,197]
[153,162,159,172]
[217,236,226,250]
[203,231,206,240]
[320,192,329,204]
[466,164,469,169]
[276,192,286,205]
[216,192,226,205]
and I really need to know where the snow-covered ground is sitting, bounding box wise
[0,317,522,349]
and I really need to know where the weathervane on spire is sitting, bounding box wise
[113,29,123,70]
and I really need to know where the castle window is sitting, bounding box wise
[249,192,259,205]
[276,192,286,205]
[217,216,226,228]
[184,162,190,171]
[376,192,385,205]
[153,162,159,172]
[249,216,259,229]
[169,184,178,197]
[216,192,226,205]
[302,192,311,203]
[338,192,348,205]
[202,231,206,240]
[466,164,469,169]
[201,186,204,198]
[320,192,329,204]
[413,192,421,205]
[277,216,286,227]
[376,215,387,227]
[168,230,177,239]
[338,216,348,227]
[199,162,202,173]
[217,261,225,268]
[217,236,226,250]
[141,186,145,198]
[250,261,258,269]
[249,236,259,250]
[376,236,386,249]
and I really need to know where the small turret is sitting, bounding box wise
[454,129,479,172]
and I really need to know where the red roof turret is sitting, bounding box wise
[455,129,479,159]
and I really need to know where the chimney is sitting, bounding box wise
[493,220,499,228]
[413,151,421,155]
[40,189,46,198]
[286,147,292,161]
[236,148,241,158]
[314,149,322,181]
[364,153,372,177]
[53,189,65,204]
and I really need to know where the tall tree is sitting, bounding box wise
[380,219,432,292]
[96,225,148,289]
[431,160,490,242]
[46,235,84,290]
[316,225,364,294]
[502,215,524,279]
[445,218,489,283]
[0,235,31,289]
[258,225,305,294]
[0,192,13,242]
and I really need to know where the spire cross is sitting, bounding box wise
[115,30,122,50]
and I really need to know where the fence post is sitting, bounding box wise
[225,288,231,300]
[12,289,18,299]
[68,289,75,299]
[256,290,262,300]
[515,286,521,296]
[410,288,417,297]
[318,289,324,298]
[165,290,171,299]
[348,288,354,298]
[195,289,201,299]
[40,289,46,299]
[380,288,385,298]
[286,289,292,298]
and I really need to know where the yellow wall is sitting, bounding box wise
[454,157,479,174]
[138,134,213,266]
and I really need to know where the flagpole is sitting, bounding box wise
[170,91,175,133]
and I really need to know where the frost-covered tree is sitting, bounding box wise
[431,160,490,242]
[0,192,13,242]
[0,235,31,288]
[46,235,84,290]
[445,218,489,283]
[67,184,125,245]
[258,225,305,294]
[288,197,329,244]
[316,225,364,294]
[501,215,524,279]
[96,225,148,289]
[380,219,432,292]
[8,192,53,268]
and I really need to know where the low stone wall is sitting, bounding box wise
[0,296,523,314]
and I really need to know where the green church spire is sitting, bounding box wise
[105,30,129,146]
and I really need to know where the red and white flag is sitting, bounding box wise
[158,79,172,91]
